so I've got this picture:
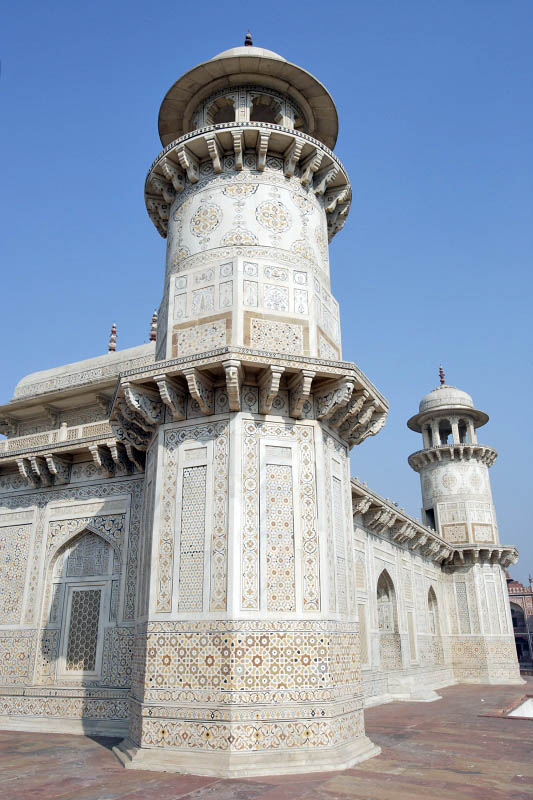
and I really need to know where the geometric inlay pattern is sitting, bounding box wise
[178,465,207,612]
[242,421,319,612]
[0,524,31,624]
[65,589,101,672]
[157,422,229,613]
[265,463,296,612]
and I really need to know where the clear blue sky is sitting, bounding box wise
[1,1,532,580]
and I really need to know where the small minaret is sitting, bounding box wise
[407,369,499,547]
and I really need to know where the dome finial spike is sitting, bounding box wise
[149,310,158,342]
[439,364,445,386]
[108,322,117,353]
[244,30,253,47]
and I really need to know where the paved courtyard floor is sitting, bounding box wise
[0,681,531,800]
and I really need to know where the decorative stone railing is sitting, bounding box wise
[0,421,113,455]
[408,443,497,472]
[0,421,144,488]
[144,121,351,241]
[351,477,452,564]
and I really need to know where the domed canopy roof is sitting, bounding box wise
[211,45,286,62]
[419,384,474,414]
[157,42,339,149]
[407,383,489,432]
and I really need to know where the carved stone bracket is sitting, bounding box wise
[315,377,355,421]
[222,360,243,412]
[146,125,352,240]
[44,453,71,485]
[160,157,186,193]
[352,495,372,516]
[149,174,176,204]
[300,148,323,186]
[125,444,146,472]
[330,389,369,429]
[284,137,305,177]
[288,370,315,419]
[15,454,69,487]
[232,130,244,170]
[445,545,518,570]
[258,366,285,414]
[256,131,271,171]
[204,132,222,173]
[176,144,199,183]
[109,441,133,475]
[89,444,115,478]
[30,456,53,487]
[183,368,214,415]
[154,374,186,421]
[123,382,164,429]
[314,163,339,196]
[16,457,38,487]
[347,412,387,447]
[112,407,151,451]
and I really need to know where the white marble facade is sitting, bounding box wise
[0,42,522,777]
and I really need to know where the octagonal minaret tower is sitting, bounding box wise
[407,369,499,547]
[111,39,388,776]
[146,42,352,365]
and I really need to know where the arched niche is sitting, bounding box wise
[510,601,526,630]
[39,529,121,682]
[428,586,439,634]
[376,569,402,670]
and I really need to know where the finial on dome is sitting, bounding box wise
[149,310,158,342]
[108,322,117,353]
[244,30,253,46]
[439,365,445,386]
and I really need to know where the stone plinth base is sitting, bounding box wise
[113,734,380,777]
[0,689,129,736]
[451,636,525,684]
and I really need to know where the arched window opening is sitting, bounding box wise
[424,507,436,530]
[438,419,452,445]
[377,570,397,633]
[45,531,119,678]
[510,602,526,630]
[428,587,439,634]
[206,96,236,126]
[458,419,468,444]
[250,95,283,125]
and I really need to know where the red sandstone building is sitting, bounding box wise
[507,572,533,670]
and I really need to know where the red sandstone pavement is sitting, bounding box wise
[0,681,531,800]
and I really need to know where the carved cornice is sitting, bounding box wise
[408,443,498,472]
[15,452,71,488]
[145,123,351,241]
[351,478,452,564]
[444,544,519,570]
